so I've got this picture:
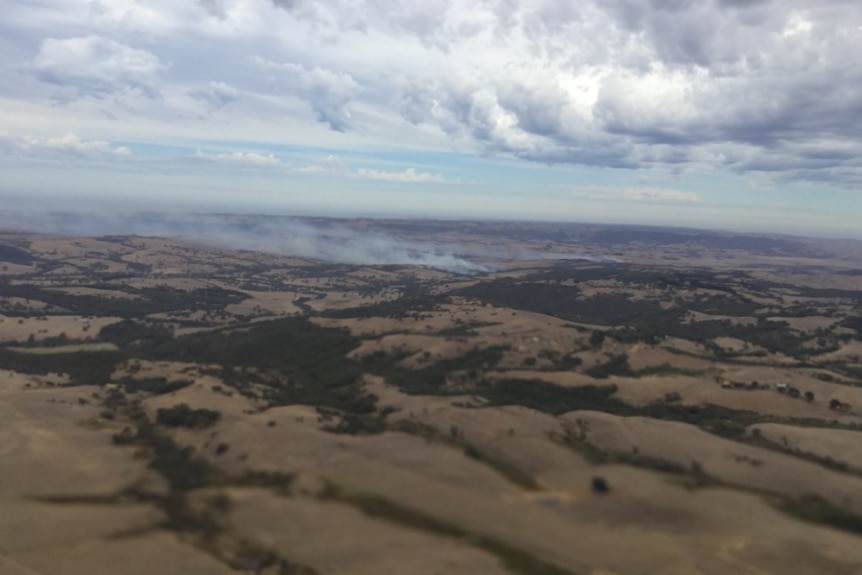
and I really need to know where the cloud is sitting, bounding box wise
[354,167,446,183]
[252,57,359,131]
[270,0,300,11]
[297,155,347,174]
[573,186,702,204]
[193,149,285,168]
[0,132,131,159]
[5,0,862,196]
[188,81,239,111]
[43,133,132,157]
[31,35,164,101]
[198,0,228,20]
[297,65,358,131]
[376,1,862,185]
[377,1,454,50]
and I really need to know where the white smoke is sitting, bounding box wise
[0,211,495,274]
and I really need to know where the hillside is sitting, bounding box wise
[2,219,862,575]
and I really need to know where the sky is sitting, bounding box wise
[2,0,862,238]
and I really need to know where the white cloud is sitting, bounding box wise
[251,57,359,131]
[573,186,702,204]
[355,167,446,183]
[32,35,164,101]
[45,133,132,156]
[188,81,239,110]
[198,0,228,20]
[0,132,131,158]
[193,149,285,168]
[3,0,862,230]
[297,155,347,174]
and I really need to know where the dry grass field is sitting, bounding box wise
[3,218,862,574]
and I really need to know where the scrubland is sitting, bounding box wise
[3,222,862,574]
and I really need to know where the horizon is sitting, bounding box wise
[2,209,856,277]
[2,207,859,242]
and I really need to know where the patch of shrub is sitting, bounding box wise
[779,494,862,535]
[117,413,216,490]
[0,243,34,265]
[591,476,609,493]
[156,403,221,429]
[319,484,576,575]
[142,316,369,414]
[371,345,508,395]
[476,378,629,416]
[99,319,173,347]
[0,348,123,387]
[585,354,633,379]
[121,377,193,395]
